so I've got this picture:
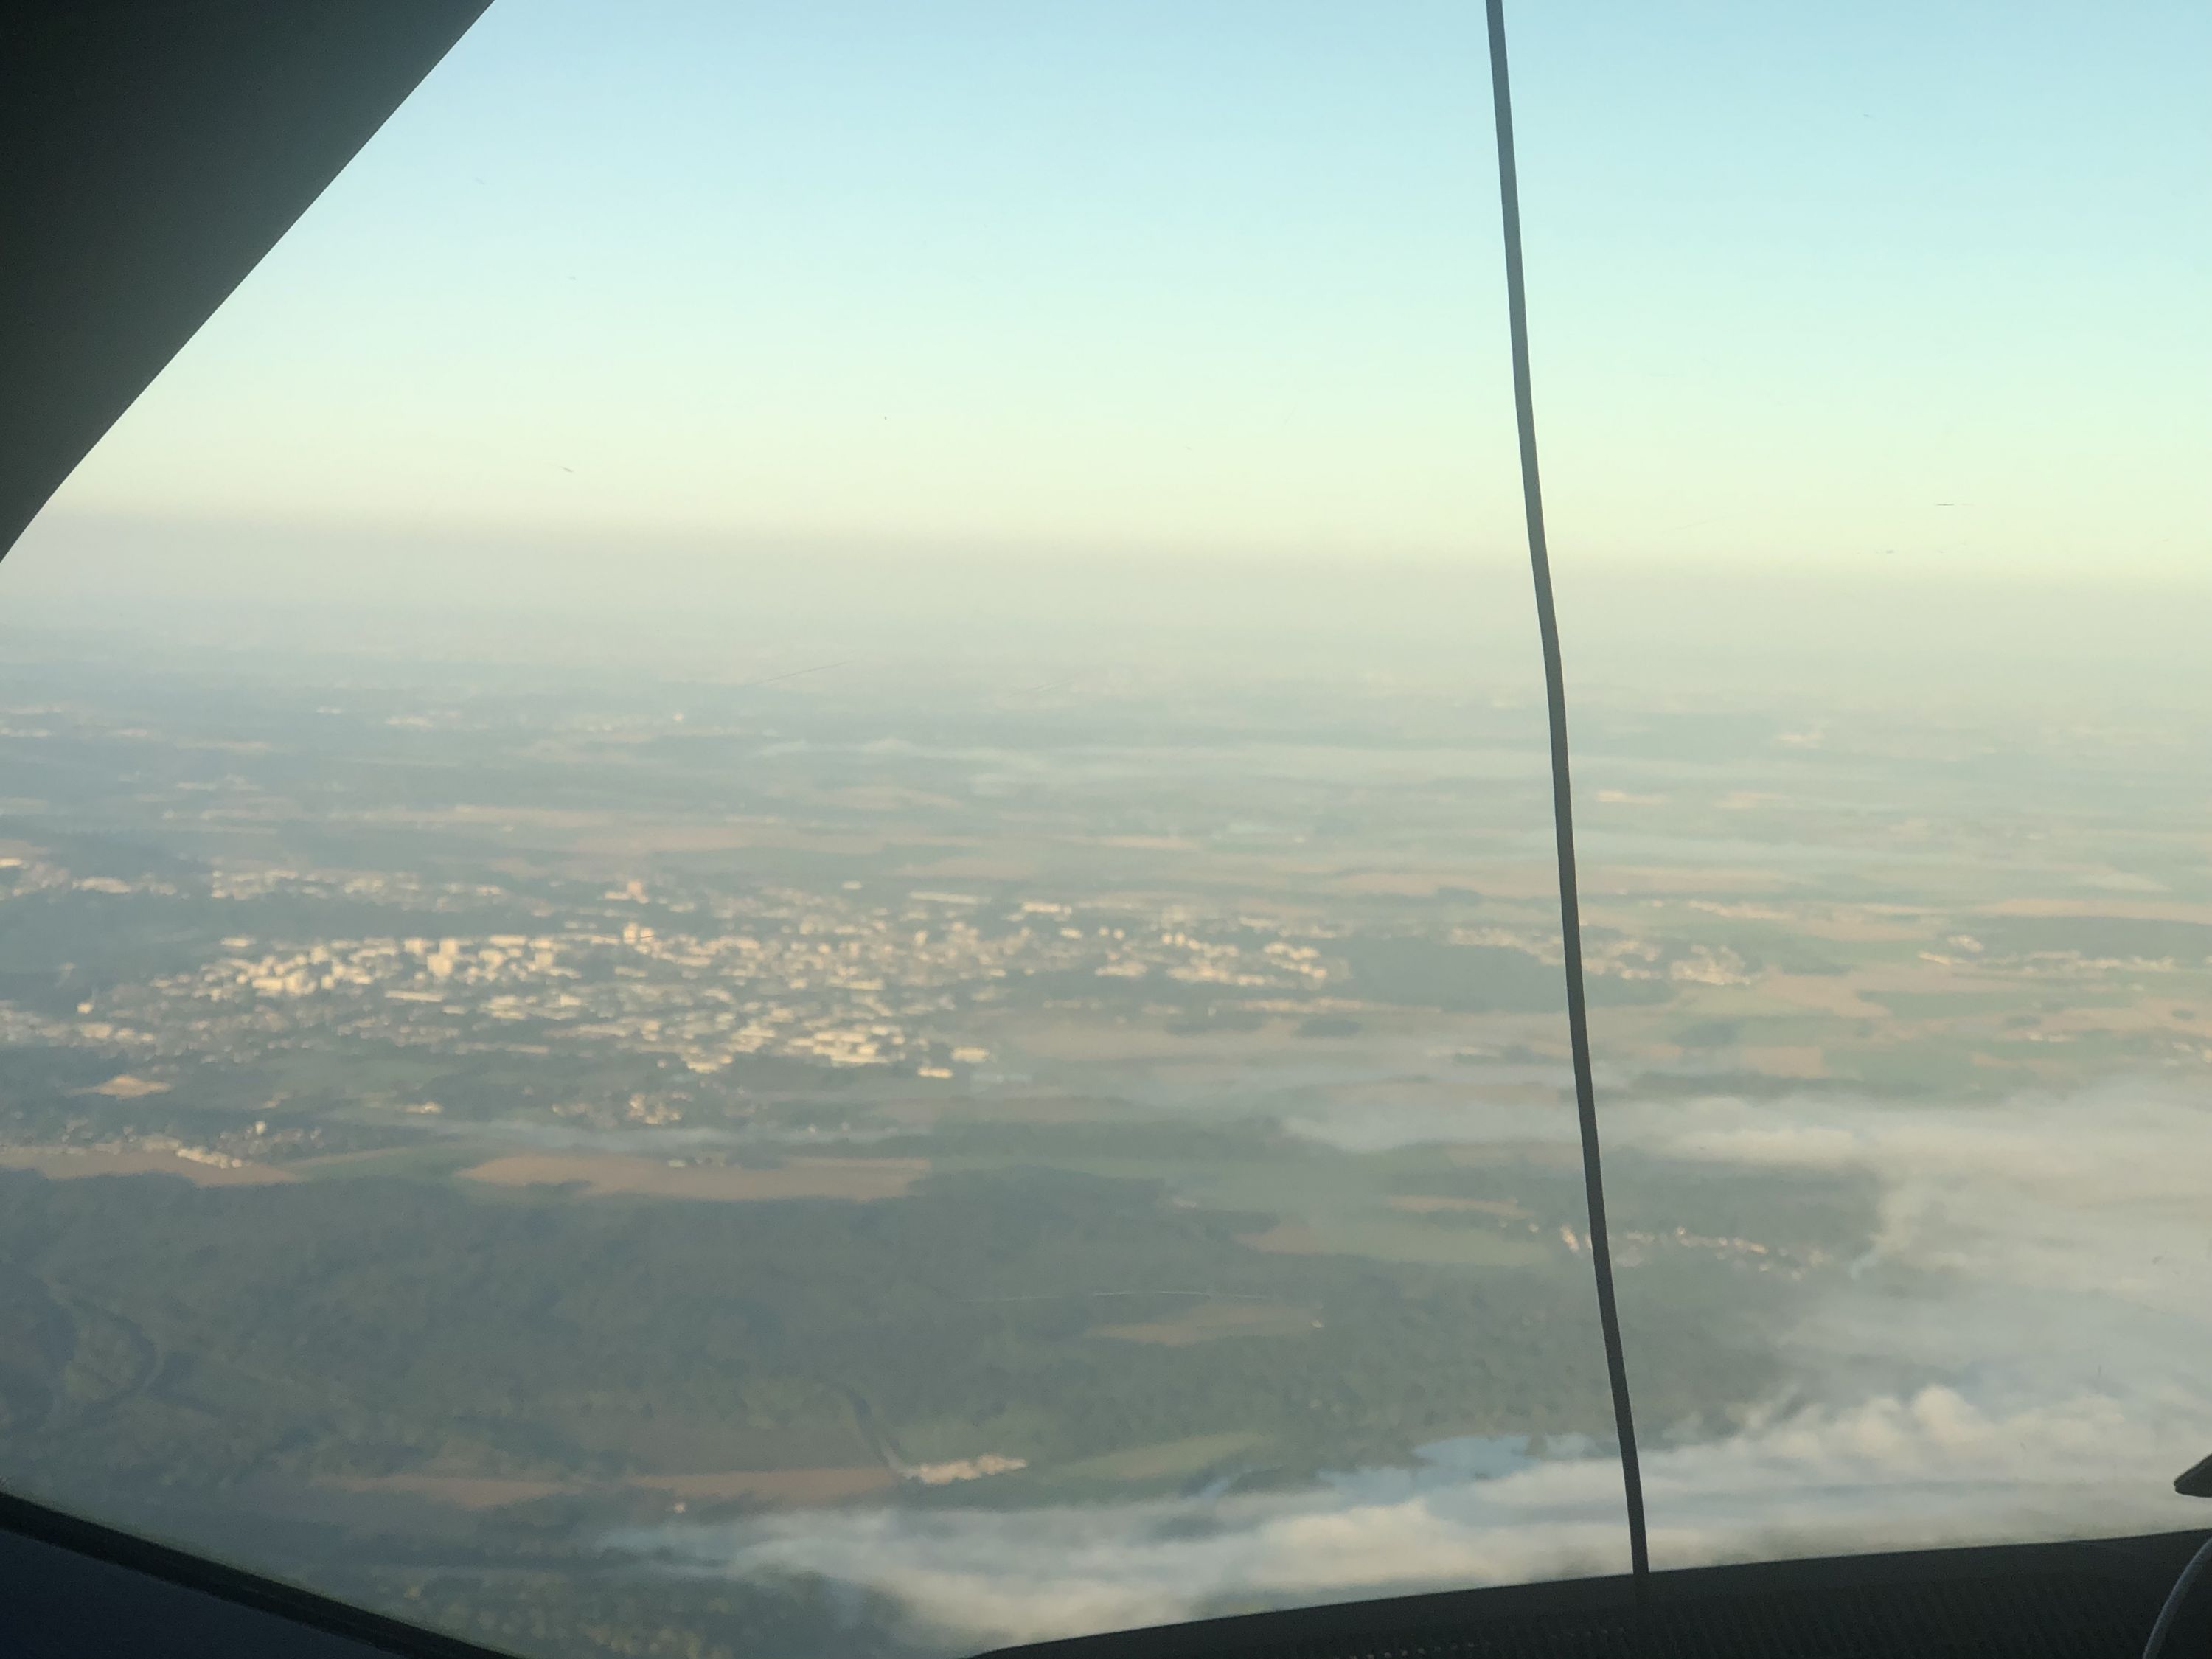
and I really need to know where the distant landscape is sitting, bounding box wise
[4,629,2211,1658]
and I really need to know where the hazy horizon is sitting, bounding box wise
[13,507,2212,717]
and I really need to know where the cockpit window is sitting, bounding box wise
[1,4,2207,1656]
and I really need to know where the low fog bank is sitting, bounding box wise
[627,1385,2200,1650]
[613,1081,2212,1649]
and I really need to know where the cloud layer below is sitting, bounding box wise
[615,1082,2212,1650]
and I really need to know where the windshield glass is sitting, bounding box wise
[1,4,2208,1657]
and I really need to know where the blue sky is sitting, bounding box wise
[26,0,2211,577]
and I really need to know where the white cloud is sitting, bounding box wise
[625,1384,2205,1649]
[613,1080,2212,1651]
